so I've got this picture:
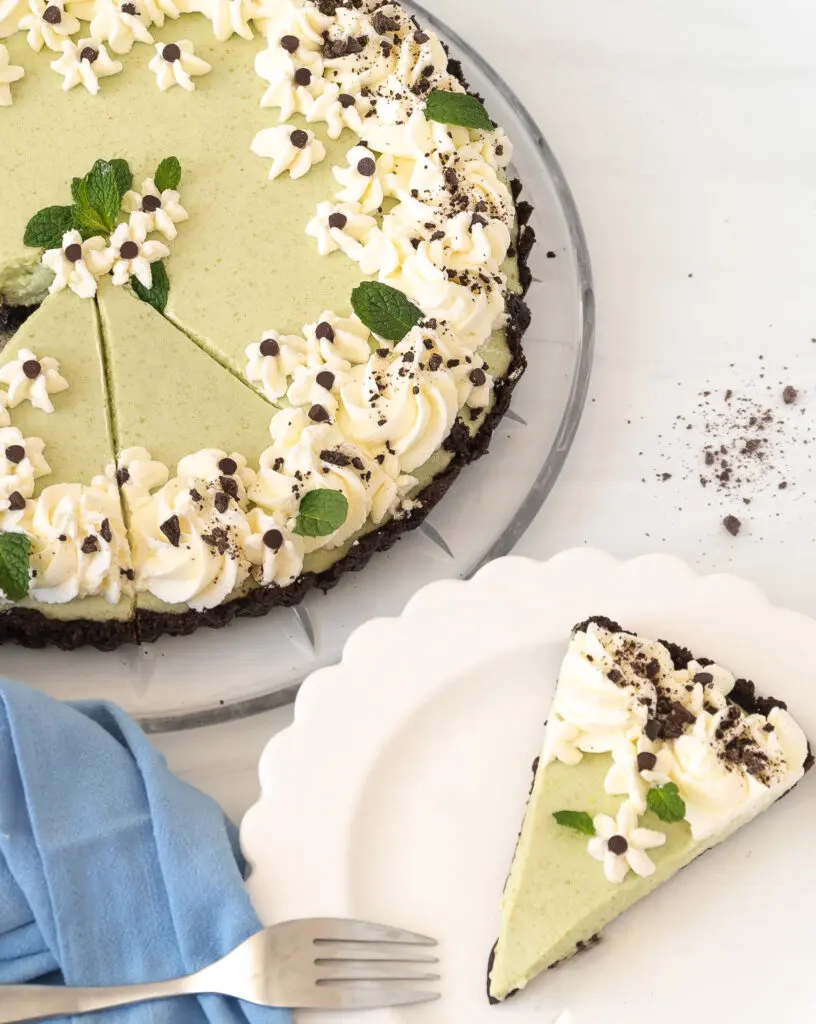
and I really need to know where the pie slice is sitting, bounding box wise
[0,289,135,646]
[488,617,812,1002]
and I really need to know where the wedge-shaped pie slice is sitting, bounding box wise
[0,289,135,647]
[488,616,812,1003]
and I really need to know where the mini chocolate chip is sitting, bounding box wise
[351,456,365,471]
[119,240,139,260]
[763,723,775,733]
[189,488,202,502]
[428,353,443,371]
[338,93,356,108]
[58,534,67,542]
[259,337,281,358]
[290,129,309,149]
[4,445,25,464]
[220,476,239,499]
[280,34,299,52]
[607,835,629,855]
[293,67,312,86]
[637,751,658,772]
[316,370,335,390]
[328,212,348,230]
[376,347,389,358]
[141,194,161,213]
[693,671,714,685]
[116,467,130,486]
[22,359,41,379]
[214,491,230,514]
[357,157,376,176]
[81,536,99,554]
[608,668,622,683]
[121,1,137,12]
[308,404,330,422]
[42,4,61,23]
[469,367,487,386]
[263,528,284,551]
[218,457,238,475]
[162,43,181,62]
[99,518,113,543]
[320,448,351,467]
[160,515,181,546]
[64,243,83,263]
[315,321,335,341]
[644,718,662,741]
[80,46,99,63]
[7,491,25,511]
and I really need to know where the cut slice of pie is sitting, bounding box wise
[487,616,812,1003]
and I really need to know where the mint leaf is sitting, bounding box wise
[23,206,75,249]
[647,783,686,823]
[85,159,121,232]
[425,90,494,131]
[351,282,423,341]
[294,489,349,538]
[131,260,170,313]
[0,533,31,602]
[108,158,133,199]
[72,202,111,239]
[553,810,596,837]
[154,156,181,193]
[71,176,87,205]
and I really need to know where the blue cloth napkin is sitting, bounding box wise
[0,679,291,1024]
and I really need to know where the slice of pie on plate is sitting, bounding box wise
[488,616,812,1003]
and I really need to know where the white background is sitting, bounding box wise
[155,0,816,822]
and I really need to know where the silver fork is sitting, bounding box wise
[0,919,440,1022]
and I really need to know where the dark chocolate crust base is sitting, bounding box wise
[0,52,536,651]
[486,616,814,1003]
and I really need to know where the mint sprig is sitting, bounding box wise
[131,261,170,313]
[154,156,181,193]
[109,158,133,199]
[23,206,75,249]
[0,533,31,602]
[647,783,686,824]
[294,489,349,538]
[351,282,424,342]
[552,810,596,837]
[424,90,494,131]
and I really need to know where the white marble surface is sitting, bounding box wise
[155,0,816,822]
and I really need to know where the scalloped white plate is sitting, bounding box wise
[241,550,816,1023]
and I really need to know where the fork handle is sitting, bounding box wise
[0,976,201,1023]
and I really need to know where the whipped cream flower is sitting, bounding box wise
[176,448,256,505]
[250,124,326,181]
[605,735,674,814]
[333,146,385,214]
[587,801,666,884]
[140,0,179,27]
[0,349,68,413]
[305,201,377,258]
[110,216,170,289]
[245,329,316,402]
[302,311,371,367]
[0,42,24,105]
[303,80,366,139]
[255,33,324,120]
[244,507,304,587]
[19,0,79,51]
[42,230,114,299]
[116,445,169,510]
[122,178,188,240]
[201,0,255,42]
[286,361,348,418]
[27,477,133,605]
[50,38,123,94]
[90,0,153,55]
[0,427,50,513]
[149,39,211,92]
[0,393,9,428]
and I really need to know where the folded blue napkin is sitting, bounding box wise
[0,679,291,1024]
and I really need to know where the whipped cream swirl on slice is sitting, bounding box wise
[305,201,377,257]
[245,329,314,401]
[19,0,79,51]
[0,426,49,524]
[0,348,68,412]
[50,37,123,94]
[255,30,324,119]
[26,476,132,605]
[302,311,372,366]
[333,146,384,214]
[121,178,188,240]
[176,448,257,504]
[244,507,304,586]
[90,0,153,54]
[116,446,169,509]
[149,38,211,91]
[0,42,24,104]
[251,124,326,180]
[42,230,114,300]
